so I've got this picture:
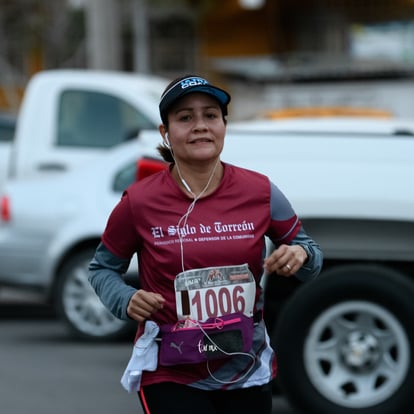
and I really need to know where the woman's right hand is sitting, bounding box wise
[127,289,165,322]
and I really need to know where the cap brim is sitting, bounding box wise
[177,85,231,108]
[159,82,231,123]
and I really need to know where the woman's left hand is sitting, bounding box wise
[263,244,308,277]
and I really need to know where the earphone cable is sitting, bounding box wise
[175,157,220,273]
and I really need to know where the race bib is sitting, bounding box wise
[174,264,256,321]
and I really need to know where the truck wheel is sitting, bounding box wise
[274,264,414,414]
[55,248,134,341]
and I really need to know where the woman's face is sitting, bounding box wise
[163,93,226,166]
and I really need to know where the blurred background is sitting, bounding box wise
[1,2,414,414]
[1,0,414,119]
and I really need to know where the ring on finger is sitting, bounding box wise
[285,264,292,271]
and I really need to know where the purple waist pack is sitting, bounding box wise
[158,313,254,366]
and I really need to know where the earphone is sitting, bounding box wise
[176,156,220,273]
[164,132,171,148]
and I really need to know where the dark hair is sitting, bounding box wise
[157,143,175,163]
[157,74,230,163]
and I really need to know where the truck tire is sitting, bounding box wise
[55,248,134,341]
[274,264,414,414]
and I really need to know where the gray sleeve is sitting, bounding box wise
[291,227,324,282]
[88,242,138,320]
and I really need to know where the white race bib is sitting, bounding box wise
[174,264,256,321]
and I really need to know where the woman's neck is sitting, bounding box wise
[172,159,223,198]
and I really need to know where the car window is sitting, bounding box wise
[56,90,155,148]
[112,161,137,193]
[0,117,16,143]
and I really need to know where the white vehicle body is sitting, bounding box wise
[1,69,168,191]
[0,138,159,338]
[223,118,414,260]
[0,139,143,288]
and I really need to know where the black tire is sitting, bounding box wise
[273,264,414,414]
[55,248,134,341]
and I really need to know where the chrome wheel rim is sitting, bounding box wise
[304,301,410,408]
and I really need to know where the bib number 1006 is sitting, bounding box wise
[187,284,254,320]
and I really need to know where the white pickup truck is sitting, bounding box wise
[0,69,168,193]
[1,69,414,414]
[221,118,414,414]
